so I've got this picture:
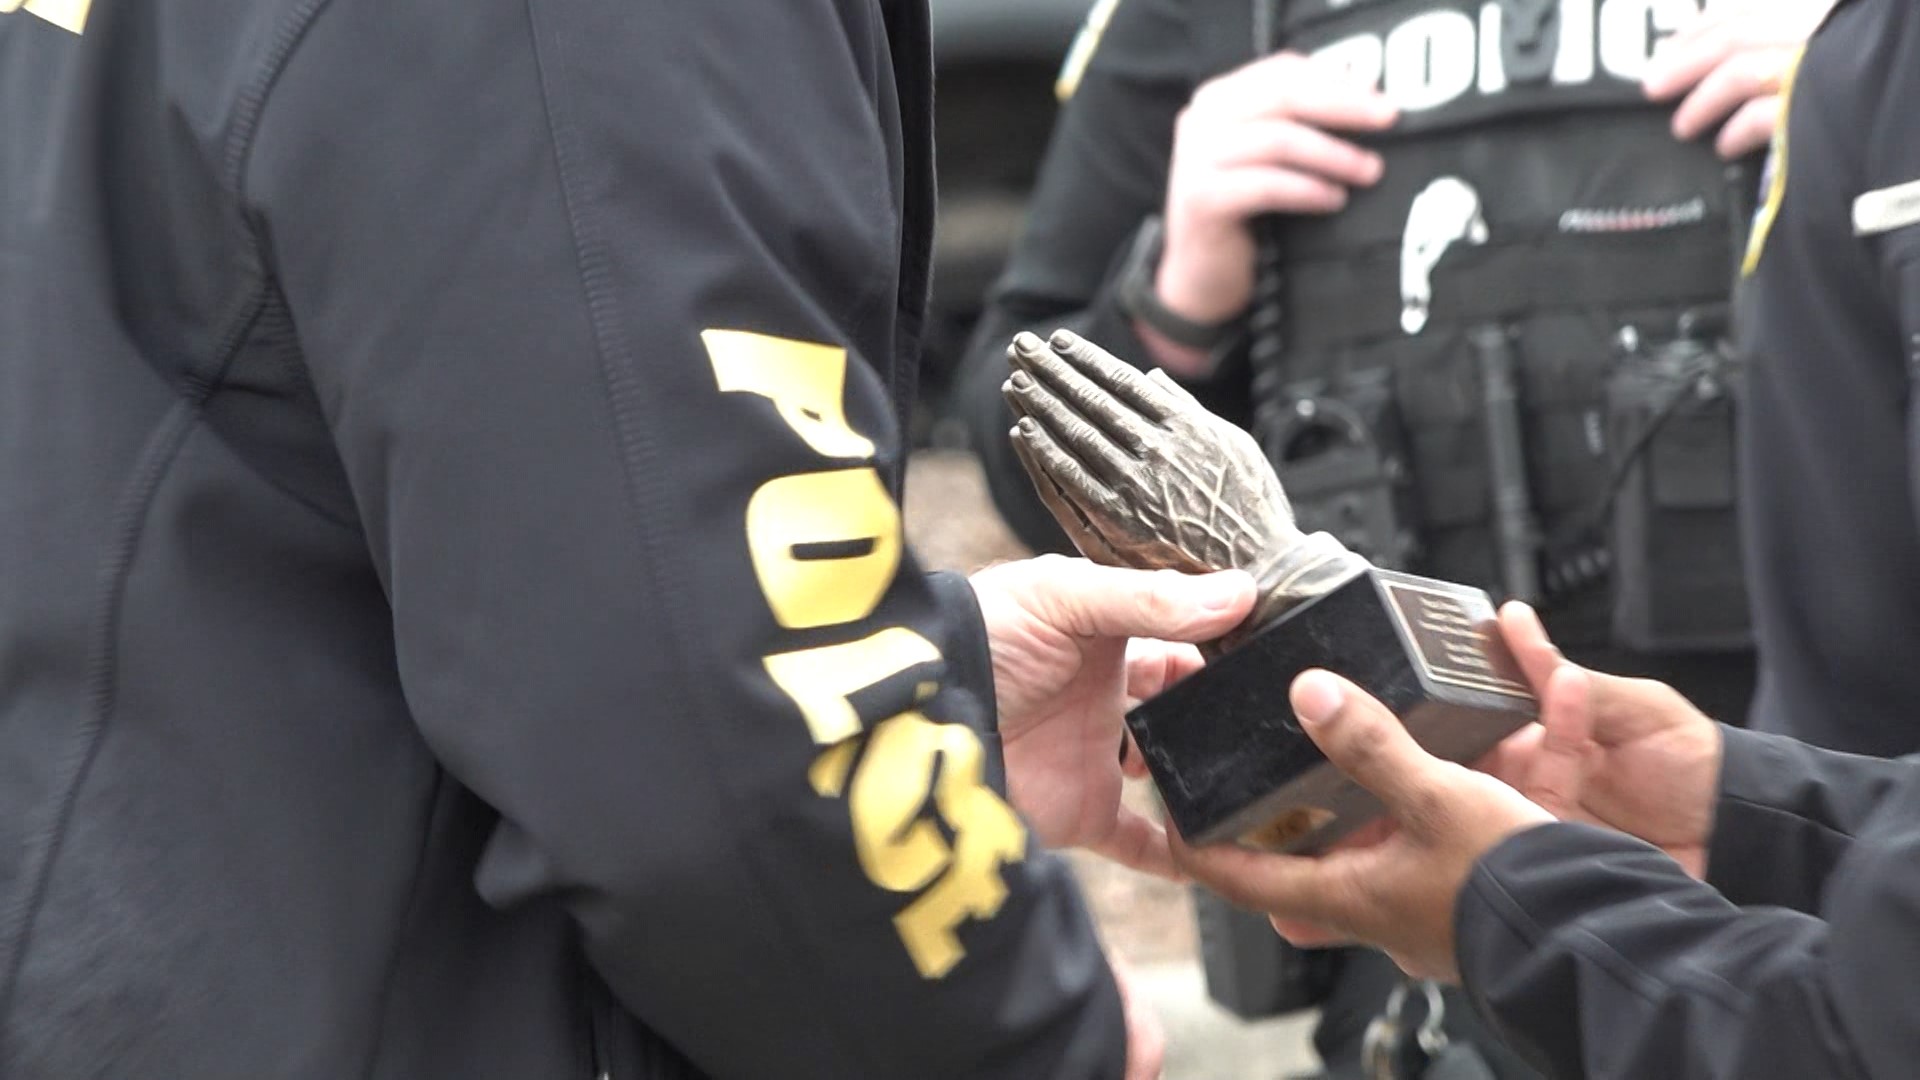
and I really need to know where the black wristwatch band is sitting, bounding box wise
[1116,215,1249,351]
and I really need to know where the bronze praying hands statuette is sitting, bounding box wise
[1002,330,1369,650]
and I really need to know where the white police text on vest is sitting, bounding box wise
[1312,0,1700,112]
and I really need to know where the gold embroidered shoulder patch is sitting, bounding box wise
[1055,0,1123,102]
[1743,49,1802,277]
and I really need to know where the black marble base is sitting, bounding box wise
[1126,568,1537,853]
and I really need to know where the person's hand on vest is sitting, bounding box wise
[1644,0,1834,159]
[1478,602,1723,877]
[970,555,1255,879]
[1156,51,1397,334]
[1169,668,1553,982]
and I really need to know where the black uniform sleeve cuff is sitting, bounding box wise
[1704,724,1905,911]
[926,569,999,728]
[1454,822,1631,981]
[1453,822,1693,1073]
[1705,725,1814,908]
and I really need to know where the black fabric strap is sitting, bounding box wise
[1284,240,1733,348]
[1117,216,1250,350]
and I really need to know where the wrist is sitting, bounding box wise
[1153,247,1253,326]
[949,568,1009,731]
[1117,216,1250,357]
[1157,206,1257,318]
[1131,320,1215,378]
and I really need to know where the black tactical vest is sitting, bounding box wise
[1224,0,1755,653]
[1188,0,1756,1037]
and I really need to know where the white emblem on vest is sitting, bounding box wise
[1402,177,1488,334]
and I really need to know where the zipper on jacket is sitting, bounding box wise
[583,972,618,1080]
[583,969,710,1079]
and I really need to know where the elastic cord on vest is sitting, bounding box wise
[1248,0,1292,462]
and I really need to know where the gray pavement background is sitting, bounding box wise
[1134,963,1319,1080]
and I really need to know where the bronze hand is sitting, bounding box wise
[1003,329,1366,647]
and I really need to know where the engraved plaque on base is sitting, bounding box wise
[1125,568,1537,854]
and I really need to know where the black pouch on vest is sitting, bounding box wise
[1192,887,1339,1018]
[1266,369,1422,571]
[1605,326,1751,651]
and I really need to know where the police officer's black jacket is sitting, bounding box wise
[1464,723,1920,1079]
[1455,0,1920,1074]
[1733,0,1920,758]
[0,1,1127,1077]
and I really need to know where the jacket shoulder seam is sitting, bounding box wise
[224,0,342,204]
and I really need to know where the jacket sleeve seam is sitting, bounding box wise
[226,0,343,280]
[512,1,889,1071]
[1720,792,1860,843]
[1469,842,1746,1013]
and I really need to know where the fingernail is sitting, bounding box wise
[1049,329,1077,350]
[1522,602,1545,628]
[1017,417,1037,435]
[1196,570,1250,612]
[1517,601,1550,640]
[1010,369,1033,390]
[1291,670,1345,726]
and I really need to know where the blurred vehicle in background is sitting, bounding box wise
[921,0,1097,446]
